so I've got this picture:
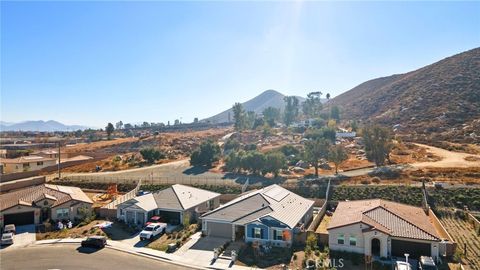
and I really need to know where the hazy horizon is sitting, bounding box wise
[2,1,479,127]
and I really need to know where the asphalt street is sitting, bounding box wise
[0,245,188,270]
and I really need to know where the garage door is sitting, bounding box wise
[4,211,35,226]
[392,239,431,258]
[207,222,232,238]
[159,211,181,225]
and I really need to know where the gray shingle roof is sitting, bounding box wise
[150,184,220,211]
[202,184,314,228]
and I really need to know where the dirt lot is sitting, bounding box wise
[412,143,480,168]
[61,128,230,173]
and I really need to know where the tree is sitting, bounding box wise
[326,93,331,101]
[224,138,241,152]
[328,145,348,174]
[363,125,393,166]
[264,152,286,177]
[232,102,246,130]
[105,123,114,140]
[245,111,256,130]
[304,138,330,177]
[302,91,323,118]
[193,117,199,123]
[142,121,150,128]
[190,139,221,167]
[304,127,336,143]
[241,151,265,175]
[283,96,300,126]
[140,148,164,164]
[330,106,341,121]
[124,123,133,129]
[115,121,123,130]
[262,107,280,127]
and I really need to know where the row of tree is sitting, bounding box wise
[224,150,286,177]
[232,91,341,131]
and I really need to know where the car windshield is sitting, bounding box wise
[144,227,154,231]
[2,234,12,239]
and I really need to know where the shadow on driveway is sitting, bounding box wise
[76,246,102,254]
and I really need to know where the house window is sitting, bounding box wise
[274,229,283,240]
[254,228,262,239]
[349,235,357,246]
[37,161,44,166]
[56,208,69,219]
[119,209,124,216]
[23,163,30,168]
[337,234,345,245]
[207,199,215,209]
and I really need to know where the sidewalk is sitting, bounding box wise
[35,238,257,270]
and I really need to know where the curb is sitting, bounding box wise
[33,240,206,270]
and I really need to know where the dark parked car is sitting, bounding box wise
[81,236,107,249]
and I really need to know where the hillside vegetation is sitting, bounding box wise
[331,47,480,143]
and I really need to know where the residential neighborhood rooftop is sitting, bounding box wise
[0,155,56,164]
[202,184,314,229]
[327,199,441,241]
[0,184,93,211]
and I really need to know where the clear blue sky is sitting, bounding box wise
[1,1,479,128]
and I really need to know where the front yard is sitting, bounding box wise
[147,224,199,252]
[36,219,111,240]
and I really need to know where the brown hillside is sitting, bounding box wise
[331,47,480,143]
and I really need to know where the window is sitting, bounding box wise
[274,229,283,240]
[207,199,215,209]
[349,235,357,246]
[119,208,124,216]
[254,228,262,239]
[23,163,30,168]
[37,161,44,166]
[56,208,69,218]
[337,234,345,245]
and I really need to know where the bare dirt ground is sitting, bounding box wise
[412,143,480,168]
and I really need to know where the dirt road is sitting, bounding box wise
[412,143,480,168]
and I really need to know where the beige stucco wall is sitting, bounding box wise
[328,223,367,254]
[1,159,56,174]
[0,205,40,227]
[363,230,390,258]
[51,201,93,221]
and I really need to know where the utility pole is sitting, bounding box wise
[58,142,61,180]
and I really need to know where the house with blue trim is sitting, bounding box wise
[201,184,314,247]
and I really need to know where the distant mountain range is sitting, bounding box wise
[330,47,480,142]
[0,120,89,132]
[202,89,307,124]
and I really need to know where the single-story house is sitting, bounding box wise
[0,156,56,174]
[201,184,314,247]
[0,184,93,227]
[117,184,220,226]
[327,199,442,260]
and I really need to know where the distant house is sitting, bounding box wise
[327,199,443,260]
[0,156,56,174]
[36,150,59,159]
[201,184,314,247]
[117,184,220,226]
[0,184,93,227]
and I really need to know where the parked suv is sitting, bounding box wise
[81,236,107,249]
[1,233,14,246]
[4,224,16,234]
[139,223,167,241]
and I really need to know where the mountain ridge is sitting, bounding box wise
[0,120,89,132]
[202,89,306,124]
[330,47,480,143]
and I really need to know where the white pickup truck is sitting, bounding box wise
[139,223,167,241]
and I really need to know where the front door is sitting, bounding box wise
[235,225,245,240]
[371,238,381,257]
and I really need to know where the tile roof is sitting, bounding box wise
[0,184,93,211]
[327,199,440,241]
[202,184,315,229]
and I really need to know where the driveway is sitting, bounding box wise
[176,234,230,266]
[1,224,36,250]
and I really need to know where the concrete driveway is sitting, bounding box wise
[1,224,36,250]
[176,235,230,266]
